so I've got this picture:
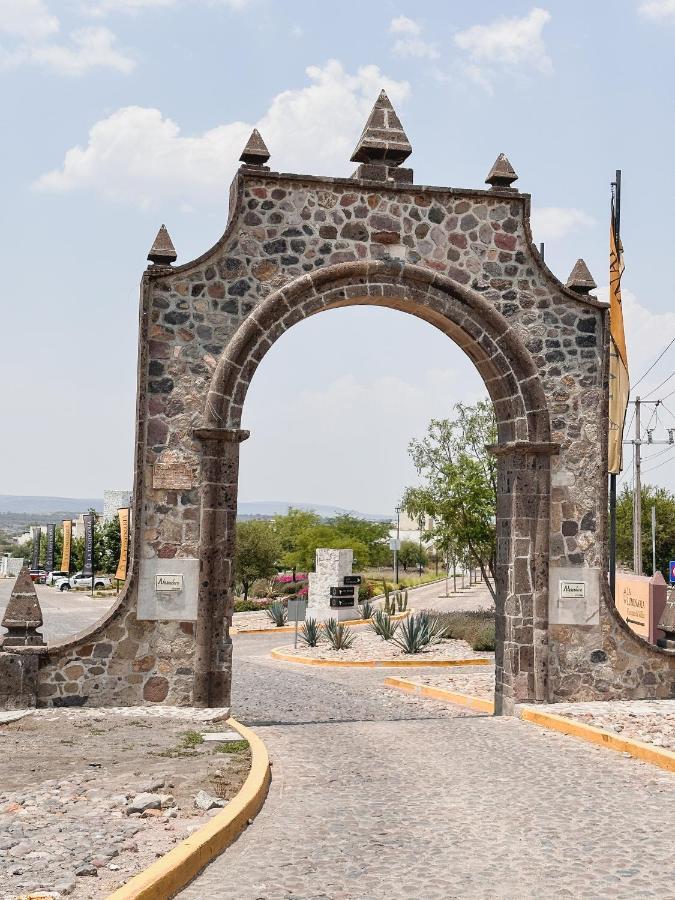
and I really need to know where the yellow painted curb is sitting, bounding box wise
[519,708,675,773]
[384,676,495,713]
[106,717,271,900]
[232,610,409,636]
[271,647,491,668]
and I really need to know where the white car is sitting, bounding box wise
[45,570,69,586]
[56,572,112,592]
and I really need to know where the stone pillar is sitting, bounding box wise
[307,549,356,622]
[491,442,557,715]
[1,568,45,648]
[193,427,249,708]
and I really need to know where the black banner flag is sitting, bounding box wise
[82,515,95,579]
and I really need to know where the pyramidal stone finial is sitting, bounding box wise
[350,90,412,166]
[147,225,177,267]
[485,153,518,190]
[566,258,597,294]
[239,128,270,166]
[1,568,44,647]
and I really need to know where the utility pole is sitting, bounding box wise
[394,505,401,586]
[634,396,642,574]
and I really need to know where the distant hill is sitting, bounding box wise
[238,501,390,521]
[0,495,102,515]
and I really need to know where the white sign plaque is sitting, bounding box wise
[559,580,586,600]
[155,574,184,592]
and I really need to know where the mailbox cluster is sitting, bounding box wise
[329,574,362,608]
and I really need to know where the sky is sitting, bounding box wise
[2,0,675,514]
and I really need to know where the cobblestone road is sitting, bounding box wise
[182,634,675,899]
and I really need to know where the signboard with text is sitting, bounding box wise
[82,515,95,579]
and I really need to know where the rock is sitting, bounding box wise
[142,808,164,818]
[54,877,77,895]
[200,731,242,743]
[127,792,162,813]
[158,793,175,808]
[75,864,98,877]
[193,790,225,811]
[139,776,166,792]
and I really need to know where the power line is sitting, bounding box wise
[643,369,675,398]
[642,447,675,475]
[631,336,675,391]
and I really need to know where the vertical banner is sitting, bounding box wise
[31,526,42,570]
[61,520,72,574]
[608,188,629,474]
[115,507,130,581]
[82,514,95,579]
[45,523,56,572]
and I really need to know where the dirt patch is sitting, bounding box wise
[0,708,250,899]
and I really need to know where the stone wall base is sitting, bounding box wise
[0,652,39,709]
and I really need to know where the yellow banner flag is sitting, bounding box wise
[608,207,630,474]
[61,519,72,573]
[115,508,130,581]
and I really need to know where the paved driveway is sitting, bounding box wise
[0,579,115,643]
[182,632,675,899]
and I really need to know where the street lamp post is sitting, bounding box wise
[394,505,401,586]
[418,515,424,577]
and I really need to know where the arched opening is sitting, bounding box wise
[195,261,554,715]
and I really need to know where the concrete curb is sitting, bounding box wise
[271,648,491,668]
[231,610,409,636]
[383,676,495,712]
[519,707,675,773]
[106,717,271,900]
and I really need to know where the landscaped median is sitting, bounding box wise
[384,675,495,712]
[231,609,409,635]
[108,717,271,900]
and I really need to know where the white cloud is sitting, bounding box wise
[0,0,58,40]
[34,60,410,208]
[530,207,595,242]
[453,7,552,91]
[0,0,134,73]
[638,0,675,20]
[389,14,439,60]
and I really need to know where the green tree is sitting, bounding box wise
[290,524,370,571]
[403,399,497,599]
[235,520,282,601]
[616,483,675,578]
[397,539,428,572]
[327,514,391,567]
[272,508,321,575]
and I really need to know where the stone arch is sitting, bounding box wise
[194,260,555,715]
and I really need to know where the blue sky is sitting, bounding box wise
[2,0,675,513]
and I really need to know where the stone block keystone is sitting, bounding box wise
[147,224,177,266]
[485,153,518,190]
[566,258,597,294]
[1,568,44,647]
[239,128,270,166]
[350,89,412,166]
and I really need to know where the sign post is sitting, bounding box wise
[288,597,306,649]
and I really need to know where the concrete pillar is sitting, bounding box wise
[193,427,249,708]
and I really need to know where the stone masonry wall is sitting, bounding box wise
[32,164,675,708]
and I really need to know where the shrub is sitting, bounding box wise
[395,589,408,613]
[265,600,288,627]
[369,610,398,641]
[250,577,277,599]
[431,610,496,651]
[299,618,320,647]
[358,581,375,602]
[359,598,374,619]
[322,618,355,650]
[393,612,445,654]
[234,598,270,613]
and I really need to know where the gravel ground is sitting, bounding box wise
[538,699,675,752]
[393,667,496,698]
[275,629,492,662]
[0,707,249,899]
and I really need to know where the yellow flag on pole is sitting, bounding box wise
[608,199,629,474]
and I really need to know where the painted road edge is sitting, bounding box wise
[106,717,271,900]
[383,676,495,712]
[519,707,675,773]
[271,648,492,668]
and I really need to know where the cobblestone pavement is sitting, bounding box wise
[0,579,114,643]
[392,667,496,699]
[182,634,675,899]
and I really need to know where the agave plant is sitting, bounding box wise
[299,617,320,647]
[265,600,287,627]
[393,612,445,654]
[368,610,399,641]
[359,598,374,620]
[322,618,355,650]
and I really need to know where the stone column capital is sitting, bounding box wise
[487,441,560,458]
[193,427,250,443]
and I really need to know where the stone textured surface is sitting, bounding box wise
[182,634,675,899]
[537,698,675,751]
[27,127,675,709]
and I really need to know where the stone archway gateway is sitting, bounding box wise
[27,91,674,713]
